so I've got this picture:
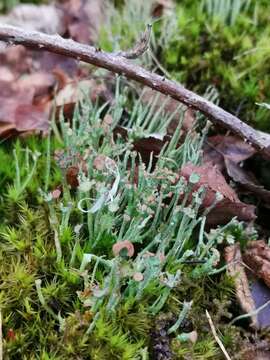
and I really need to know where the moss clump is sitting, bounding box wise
[155,0,270,130]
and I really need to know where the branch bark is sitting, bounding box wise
[0,25,269,157]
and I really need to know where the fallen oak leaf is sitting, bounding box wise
[15,104,50,133]
[151,0,175,18]
[242,240,270,329]
[203,135,256,172]
[244,240,270,288]
[0,77,51,136]
[180,163,256,225]
[206,198,256,227]
[17,72,56,100]
[224,243,258,328]
[204,135,270,203]
[60,0,106,44]
[180,162,238,207]
[0,65,14,82]
[224,158,270,203]
[55,78,111,119]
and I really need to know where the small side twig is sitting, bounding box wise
[206,310,232,360]
[117,24,152,59]
[229,299,270,326]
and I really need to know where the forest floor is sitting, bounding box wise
[1,1,270,359]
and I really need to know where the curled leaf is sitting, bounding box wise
[244,240,270,288]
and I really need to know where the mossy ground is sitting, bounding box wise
[1,1,270,359]
[0,92,266,359]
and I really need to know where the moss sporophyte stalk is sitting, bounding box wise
[0,80,257,358]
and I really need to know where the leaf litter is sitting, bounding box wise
[0,0,105,138]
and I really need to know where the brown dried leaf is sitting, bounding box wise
[224,243,258,328]
[0,4,65,34]
[17,72,56,99]
[151,0,175,17]
[0,66,15,82]
[204,135,256,168]
[204,135,270,203]
[242,342,270,360]
[244,240,270,288]
[180,163,256,225]
[55,78,110,119]
[0,76,51,137]
[0,0,106,138]
[225,158,270,203]
[60,0,105,44]
[180,163,238,207]
[206,198,256,226]
[66,165,80,188]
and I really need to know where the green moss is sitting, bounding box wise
[157,0,270,130]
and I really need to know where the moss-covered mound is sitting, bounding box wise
[156,0,270,131]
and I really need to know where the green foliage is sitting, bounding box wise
[157,0,270,130]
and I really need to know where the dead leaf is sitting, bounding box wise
[66,165,80,188]
[55,78,110,119]
[0,66,15,82]
[15,104,50,132]
[204,135,270,203]
[204,135,256,172]
[225,158,270,203]
[0,4,65,34]
[180,163,238,207]
[151,0,175,18]
[60,0,105,44]
[0,76,51,137]
[224,243,258,328]
[0,0,107,138]
[244,240,270,288]
[17,72,56,98]
[180,163,256,225]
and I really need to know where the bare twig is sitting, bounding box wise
[0,25,270,157]
[224,244,258,328]
[117,24,152,59]
[206,310,232,360]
